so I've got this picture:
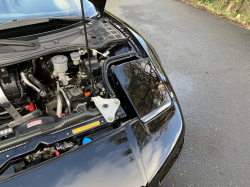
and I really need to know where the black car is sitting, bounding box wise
[0,0,184,186]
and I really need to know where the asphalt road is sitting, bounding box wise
[106,0,250,186]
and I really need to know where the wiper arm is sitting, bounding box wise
[0,40,36,47]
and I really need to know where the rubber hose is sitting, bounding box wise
[84,86,94,93]
[105,91,109,98]
[32,59,37,75]
[28,74,48,92]
[15,71,24,105]
[103,61,115,97]
[103,52,135,98]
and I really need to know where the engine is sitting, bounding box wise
[0,49,107,135]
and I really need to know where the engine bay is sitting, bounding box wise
[0,49,107,129]
[0,44,135,176]
[0,15,164,177]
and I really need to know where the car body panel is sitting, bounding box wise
[0,7,185,187]
[113,58,172,124]
[0,100,184,187]
[0,120,145,187]
[89,0,107,16]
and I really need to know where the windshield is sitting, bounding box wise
[0,0,97,24]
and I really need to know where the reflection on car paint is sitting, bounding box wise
[130,101,183,183]
[114,58,171,121]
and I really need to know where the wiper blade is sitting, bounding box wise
[0,40,36,47]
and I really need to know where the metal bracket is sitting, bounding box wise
[8,110,43,128]
[0,87,23,121]
[91,96,120,123]
[0,87,42,128]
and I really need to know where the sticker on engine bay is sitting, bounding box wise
[72,121,100,134]
[27,119,42,128]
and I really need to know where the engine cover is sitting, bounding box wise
[0,72,21,103]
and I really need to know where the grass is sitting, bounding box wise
[179,0,250,30]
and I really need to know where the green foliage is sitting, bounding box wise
[188,0,250,25]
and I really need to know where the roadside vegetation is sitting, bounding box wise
[180,0,250,29]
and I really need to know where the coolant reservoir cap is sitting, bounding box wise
[70,52,80,60]
[70,52,81,65]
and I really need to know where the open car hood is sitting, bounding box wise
[89,0,107,16]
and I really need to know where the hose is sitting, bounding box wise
[28,73,48,93]
[57,83,72,115]
[21,72,40,93]
[20,72,46,97]
[84,86,94,93]
[32,59,37,75]
[56,84,63,118]
[15,71,24,105]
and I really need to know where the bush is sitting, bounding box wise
[185,0,250,27]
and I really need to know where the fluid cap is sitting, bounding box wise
[70,52,81,65]
[82,137,92,145]
[51,55,68,72]
[26,102,35,112]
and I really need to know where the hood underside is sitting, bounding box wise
[89,0,107,16]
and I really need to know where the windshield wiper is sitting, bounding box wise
[0,40,36,47]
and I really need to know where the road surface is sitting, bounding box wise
[106,0,250,186]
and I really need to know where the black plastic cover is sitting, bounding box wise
[85,57,101,77]
[14,116,58,135]
[89,0,106,16]
[0,72,21,103]
[114,58,171,120]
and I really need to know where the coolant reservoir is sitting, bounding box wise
[70,52,81,65]
[51,55,68,72]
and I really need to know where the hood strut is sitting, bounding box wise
[80,0,95,95]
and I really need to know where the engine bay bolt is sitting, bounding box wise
[1,68,4,72]
[115,100,119,105]
[103,104,109,108]
[6,155,9,158]
[108,117,113,121]
[40,57,43,60]
[67,133,69,136]
[23,146,27,150]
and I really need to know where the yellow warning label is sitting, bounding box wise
[72,121,101,134]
